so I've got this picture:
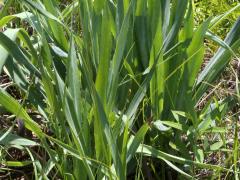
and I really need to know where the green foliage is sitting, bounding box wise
[0,0,239,179]
[194,0,240,38]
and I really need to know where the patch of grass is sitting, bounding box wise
[194,0,240,37]
[0,0,240,179]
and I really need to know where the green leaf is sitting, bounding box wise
[22,0,63,25]
[137,144,228,172]
[152,120,170,132]
[0,88,43,138]
[0,31,40,77]
[162,159,192,179]
[94,0,106,14]
[127,124,149,162]
[4,161,32,167]
[107,0,135,109]
[210,141,224,151]
[0,132,39,146]
[195,148,204,163]
[0,12,33,28]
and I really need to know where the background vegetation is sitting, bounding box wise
[0,0,240,179]
[195,0,240,34]
[194,0,240,52]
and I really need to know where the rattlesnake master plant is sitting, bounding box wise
[0,0,240,179]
